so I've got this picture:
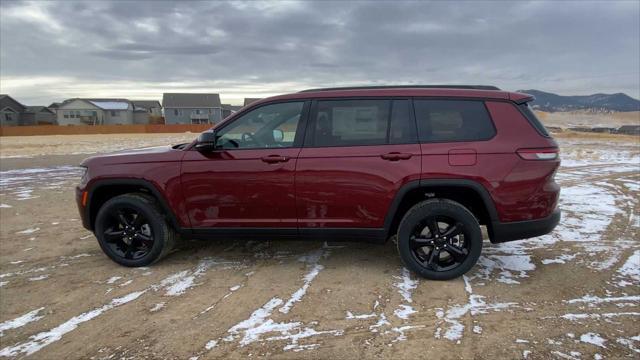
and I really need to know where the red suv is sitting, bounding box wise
[76,86,560,280]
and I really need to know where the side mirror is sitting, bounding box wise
[273,129,284,142]
[195,130,217,152]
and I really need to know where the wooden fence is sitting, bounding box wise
[0,124,213,137]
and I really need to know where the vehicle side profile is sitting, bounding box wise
[76,85,561,280]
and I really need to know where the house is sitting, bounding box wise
[221,104,243,119]
[23,106,57,125]
[56,99,134,125]
[243,98,261,106]
[0,94,27,126]
[132,100,162,124]
[616,125,640,135]
[162,93,222,124]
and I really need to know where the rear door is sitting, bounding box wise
[295,98,421,235]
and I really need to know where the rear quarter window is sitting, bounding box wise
[414,100,495,142]
[519,103,550,137]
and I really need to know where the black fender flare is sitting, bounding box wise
[85,178,183,232]
[383,179,499,237]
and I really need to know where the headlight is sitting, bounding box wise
[79,166,88,186]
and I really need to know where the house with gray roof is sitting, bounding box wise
[132,100,162,124]
[0,94,27,126]
[23,106,56,125]
[243,98,261,106]
[162,93,222,124]
[221,104,243,119]
[56,98,134,125]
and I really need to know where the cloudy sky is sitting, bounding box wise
[1,0,639,105]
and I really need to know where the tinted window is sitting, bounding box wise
[216,102,303,149]
[519,103,550,137]
[389,100,418,144]
[414,100,495,142]
[312,100,390,146]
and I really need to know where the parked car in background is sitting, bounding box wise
[76,85,561,280]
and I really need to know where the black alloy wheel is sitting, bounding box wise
[95,193,175,267]
[397,199,482,280]
[102,207,154,260]
[409,215,470,272]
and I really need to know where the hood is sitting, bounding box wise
[81,145,185,167]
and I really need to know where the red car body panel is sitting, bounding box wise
[295,143,422,228]
[77,88,560,244]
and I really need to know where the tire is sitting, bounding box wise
[396,199,482,280]
[94,193,175,267]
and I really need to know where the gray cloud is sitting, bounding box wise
[1,0,638,105]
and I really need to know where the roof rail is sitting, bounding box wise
[299,85,501,93]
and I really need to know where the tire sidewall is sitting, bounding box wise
[397,200,482,280]
[95,195,168,267]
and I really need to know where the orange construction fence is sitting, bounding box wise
[0,124,213,136]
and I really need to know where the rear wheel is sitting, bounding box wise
[95,193,175,267]
[397,199,482,280]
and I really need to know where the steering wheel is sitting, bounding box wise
[241,132,263,146]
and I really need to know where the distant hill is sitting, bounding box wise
[516,89,640,112]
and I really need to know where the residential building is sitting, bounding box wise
[23,106,56,125]
[132,100,163,124]
[243,98,261,106]
[56,99,133,125]
[0,94,26,126]
[221,104,243,119]
[162,93,222,124]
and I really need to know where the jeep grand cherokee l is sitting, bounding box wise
[76,85,561,280]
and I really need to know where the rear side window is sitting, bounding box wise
[519,103,550,137]
[311,99,417,147]
[414,100,495,142]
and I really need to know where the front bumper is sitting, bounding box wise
[489,209,561,243]
[76,186,91,231]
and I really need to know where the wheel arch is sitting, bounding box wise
[384,179,499,239]
[86,179,182,232]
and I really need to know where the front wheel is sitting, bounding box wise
[94,193,175,267]
[397,199,482,280]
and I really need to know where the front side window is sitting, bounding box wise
[414,100,495,142]
[216,101,304,149]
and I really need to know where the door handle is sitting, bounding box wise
[261,155,289,163]
[381,152,412,161]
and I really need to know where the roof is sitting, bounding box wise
[48,102,62,109]
[132,100,162,110]
[58,98,131,110]
[245,88,533,108]
[88,100,129,110]
[0,94,27,111]
[25,106,55,114]
[222,104,243,112]
[243,98,261,106]
[163,93,221,108]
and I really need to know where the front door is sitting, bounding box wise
[181,101,308,229]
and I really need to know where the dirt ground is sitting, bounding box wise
[0,132,638,360]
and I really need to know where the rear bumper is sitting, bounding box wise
[489,209,560,243]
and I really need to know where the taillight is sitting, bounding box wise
[516,148,559,160]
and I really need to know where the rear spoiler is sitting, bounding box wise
[510,93,535,105]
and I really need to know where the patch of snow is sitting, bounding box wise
[345,311,376,320]
[279,262,324,314]
[393,304,417,320]
[119,280,133,287]
[230,285,241,292]
[615,250,640,286]
[580,332,607,348]
[542,254,577,265]
[150,303,165,312]
[558,312,640,321]
[0,307,45,336]
[106,276,122,284]
[205,340,218,350]
[566,294,640,305]
[16,228,39,235]
[516,338,529,343]
[28,274,49,281]
[0,203,12,208]
[0,291,144,357]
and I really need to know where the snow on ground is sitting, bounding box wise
[0,307,45,337]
